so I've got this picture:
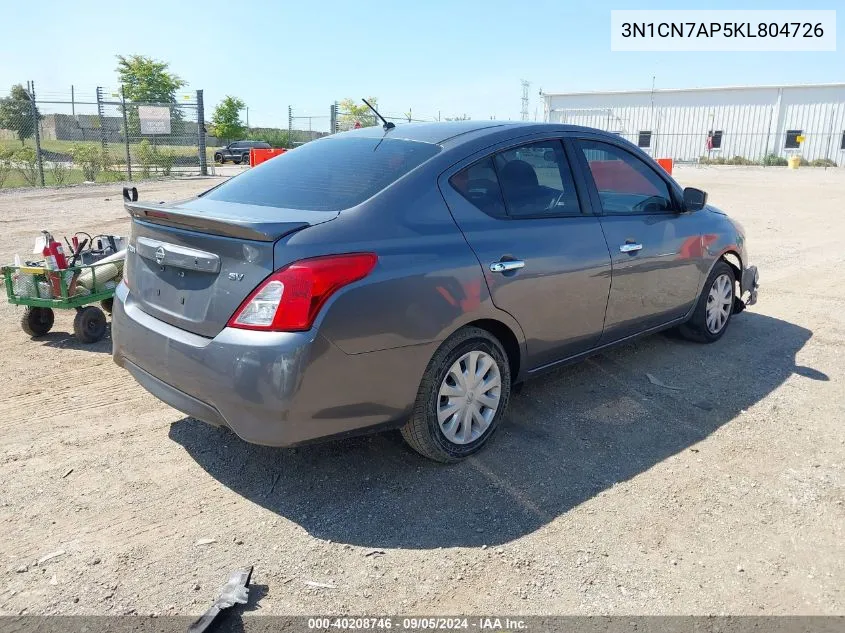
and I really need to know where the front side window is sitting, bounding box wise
[578,139,673,214]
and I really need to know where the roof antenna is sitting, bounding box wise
[362,98,395,130]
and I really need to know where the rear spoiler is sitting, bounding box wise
[122,188,324,242]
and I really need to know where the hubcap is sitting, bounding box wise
[706,273,733,334]
[437,350,502,445]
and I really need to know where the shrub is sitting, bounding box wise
[762,153,788,167]
[157,148,176,176]
[810,158,837,168]
[0,147,12,188]
[727,155,756,166]
[137,140,156,177]
[14,147,38,185]
[50,161,69,185]
[798,156,809,167]
[70,143,103,181]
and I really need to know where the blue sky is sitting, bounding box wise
[2,0,841,129]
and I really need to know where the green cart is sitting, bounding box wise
[2,260,123,343]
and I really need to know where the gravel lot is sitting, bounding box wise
[0,166,842,618]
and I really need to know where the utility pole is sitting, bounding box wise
[520,79,530,121]
[246,107,249,129]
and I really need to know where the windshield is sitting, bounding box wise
[203,136,441,211]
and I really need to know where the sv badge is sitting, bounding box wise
[228,272,245,281]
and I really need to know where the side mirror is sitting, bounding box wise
[683,187,707,212]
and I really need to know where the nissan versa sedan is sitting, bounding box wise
[113,121,759,462]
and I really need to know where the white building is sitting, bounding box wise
[543,83,845,164]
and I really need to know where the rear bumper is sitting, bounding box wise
[112,283,433,446]
[741,264,759,306]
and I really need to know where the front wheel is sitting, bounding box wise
[401,327,511,463]
[214,153,224,164]
[21,307,54,337]
[678,261,736,343]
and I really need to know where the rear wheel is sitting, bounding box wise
[21,307,54,337]
[679,261,736,343]
[401,327,511,463]
[73,306,107,344]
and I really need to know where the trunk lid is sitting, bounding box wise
[126,199,338,337]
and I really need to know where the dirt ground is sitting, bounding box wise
[0,166,842,618]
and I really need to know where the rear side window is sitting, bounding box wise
[494,141,580,217]
[203,137,441,211]
[450,140,581,219]
[450,157,507,217]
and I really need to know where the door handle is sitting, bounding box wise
[619,243,643,253]
[490,260,525,273]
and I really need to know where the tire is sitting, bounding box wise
[73,306,107,344]
[400,326,511,463]
[100,298,114,314]
[678,261,736,343]
[214,153,224,164]
[21,307,54,337]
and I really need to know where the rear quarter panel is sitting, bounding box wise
[275,172,526,359]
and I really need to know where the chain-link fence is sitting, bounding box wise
[0,82,208,189]
[548,103,845,166]
[1,84,453,189]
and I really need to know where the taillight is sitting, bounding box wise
[227,253,377,332]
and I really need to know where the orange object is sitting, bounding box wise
[656,158,673,175]
[250,148,287,167]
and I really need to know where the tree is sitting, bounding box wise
[0,84,41,145]
[445,114,470,121]
[116,55,187,135]
[116,55,186,104]
[338,97,379,128]
[211,96,246,142]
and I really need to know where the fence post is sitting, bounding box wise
[196,90,207,176]
[330,103,337,135]
[288,106,293,147]
[120,85,132,181]
[28,82,45,187]
[95,87,107,151]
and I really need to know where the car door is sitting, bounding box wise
[572,136,705,343]
[440,138,612,370]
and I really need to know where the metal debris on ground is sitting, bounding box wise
[303,580,336,589]
[188,566,253,633]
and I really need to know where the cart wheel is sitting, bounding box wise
[73,306,107,344]
[21,307,54,337]
[100,298,114,314]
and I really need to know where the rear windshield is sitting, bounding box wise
[203,137,441,211]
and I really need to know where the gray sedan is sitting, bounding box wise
[112,121,759,462]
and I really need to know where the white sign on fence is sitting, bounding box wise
[138,106,172,135]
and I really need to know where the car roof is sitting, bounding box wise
[334,121,606,146]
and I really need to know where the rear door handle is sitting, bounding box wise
[619,243,643,253]
[490,260,525,273]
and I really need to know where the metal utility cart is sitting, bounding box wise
[2,260,122,343]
